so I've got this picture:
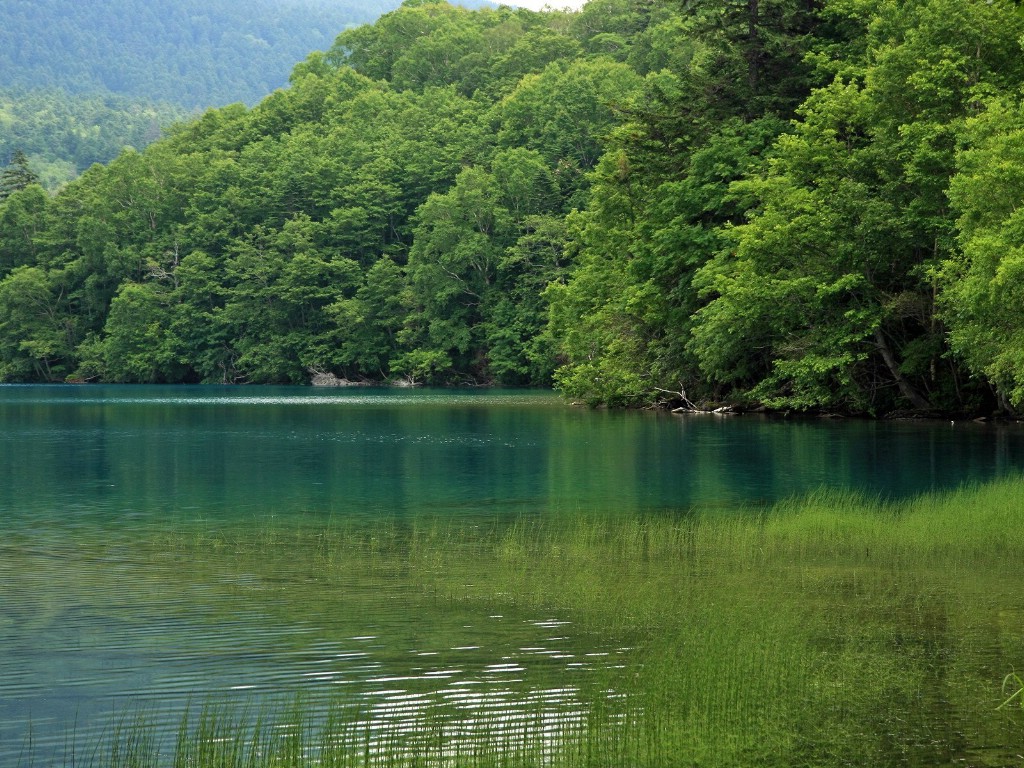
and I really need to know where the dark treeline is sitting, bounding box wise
[2,0,1024,417]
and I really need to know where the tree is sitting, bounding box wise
[0,183,49,274]
[0,265,76,381]
[544,0,830,407]
[89,281,183,383]
[328,256,409,379]
[493,57,643,208]
[943,97,1024,412]
[486,215,570,385]
[0,150,40,201]
[404,166,512,381]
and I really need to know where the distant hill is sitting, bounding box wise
[1,0,405,185]
[1,0,402,109]
[0,87,191,187]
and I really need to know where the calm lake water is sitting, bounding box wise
[2,385,1024,764]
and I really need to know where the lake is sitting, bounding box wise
[2,385,1024,765]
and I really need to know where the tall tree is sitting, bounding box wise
[547,0,825,407]
[0,151,40,201]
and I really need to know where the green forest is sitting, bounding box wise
[2,0,1024,418]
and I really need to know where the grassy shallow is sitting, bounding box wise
[23,478,1024,767]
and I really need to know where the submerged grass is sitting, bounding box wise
[23,477,1024,767]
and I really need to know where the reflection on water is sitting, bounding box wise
[2,386,1024,764]
[1,384,1023,524]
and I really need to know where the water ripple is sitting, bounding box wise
[0,520,628,766]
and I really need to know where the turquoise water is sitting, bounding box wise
[0,384,1019,523]
[2,385,1024,764]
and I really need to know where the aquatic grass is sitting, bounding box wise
[74,694,640,768]
[15,476,1024,767]
[998,672,1024,711]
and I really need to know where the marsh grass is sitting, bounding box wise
[998,672,1024,711]
[62,696,636,768]
[24,477,1024,767]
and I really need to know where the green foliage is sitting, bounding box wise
[331,2,576,99]
[90,282,182,383]
[546,158,654,407]
[0,0,402,185]
[0,150,40,201]
[944,96,1024,412]
[545,0,834,408]
[693,0,1024,413]
[329,256,409,378]
[1,0,1024,412]
[492,57,643,207]
[552,0,1024,413]
[0,266,76,381]
[0,0,643,387]
[0,182,48,273]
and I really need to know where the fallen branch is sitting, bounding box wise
[654,384,701,411]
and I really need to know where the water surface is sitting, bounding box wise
[2,385,1023,763]
[1,384,1019,522]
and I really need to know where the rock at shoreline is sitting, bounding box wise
[309,370,364,387]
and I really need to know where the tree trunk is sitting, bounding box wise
[874,328,932,410]
[747,0,761,95]
[997,388,1018,419]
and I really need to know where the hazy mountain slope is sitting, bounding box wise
[0,0,400,109]
[0,87,191,187]
[1,0,403,185]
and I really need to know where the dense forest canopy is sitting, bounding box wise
[2,0,1024,417]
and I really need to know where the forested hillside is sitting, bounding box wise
[2,0,1023,417]
[0,0,398,107]
[0,89,189,188]
[0,0,401,185]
